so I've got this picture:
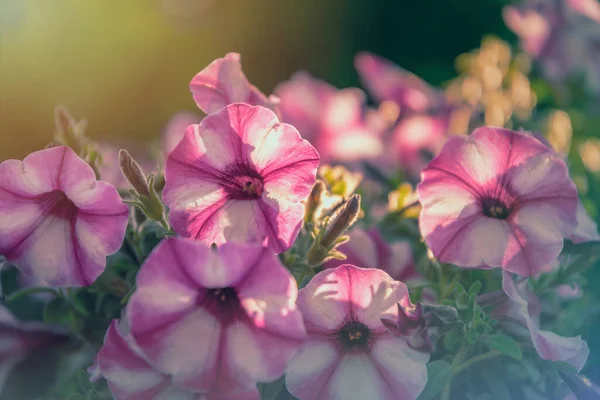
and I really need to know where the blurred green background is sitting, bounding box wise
[0,0,509,160]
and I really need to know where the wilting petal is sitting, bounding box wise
[502,271,589,371]
[190,53,272,115]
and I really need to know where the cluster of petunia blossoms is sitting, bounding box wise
[1,35,600,400]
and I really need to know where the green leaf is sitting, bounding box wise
[468,281,482,297]
[43,297,70,324]
[6,286,58,303]
[482,334,522,360]
[259,375,285,400]
[418,360,453,400]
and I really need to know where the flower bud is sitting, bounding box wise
[304,180,326,223]
[119,149,150,197]
[320,194,361,248]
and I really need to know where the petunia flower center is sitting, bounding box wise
[333,320,372,352]
[41,190,77,220]
[482,197,511,219]
[221,162,264,200]
[201,286,243,325]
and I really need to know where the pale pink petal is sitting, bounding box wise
[189,200,269,247]
[503,6,551,57]
[256,198,304,254]
[98,321,199,400]
[0,159,53,198]
[10,215,98,286]
[508,153,577,205]
[185,241,266,289]
[0,200,44,254]
[425,127,550,190]
[392,114,448,172]
[417,176,482,259]
[246,121,319,192]
[369,336,430,399]
[190,53,272,115]
[285,340,340,400]
[441,217,512,269]
[322,353,408,400]
[566,0,600,23]
[162,111,202,155]
[299,265,409,331]
[507,202,576,275]
[321,88,367,132]
[354,52,441,112]
[142,308,223,391]
[167,123,241,174]
[502,271,589,372]
[225,319,303,385]
[274,71,336,142]
[569,201,600,243]
[237,249,305,339]
[387,241,415,282]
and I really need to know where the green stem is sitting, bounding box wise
[454,350,502,375]
[442,345,471,400]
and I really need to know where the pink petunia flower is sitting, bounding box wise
[354,52,446,114]
[94,320,259,400]
[126,238,306,396]
[354,52,451,174]
[189,53,276,115]
[498,271,589,371]
[417,127,578,276]
[323,227,416,282]
[0,146,129,287]
[275,72,385,163]
[162,103,319,253]
[503,0,600,93]
[0,306,67,394]
[285,265,429,400]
